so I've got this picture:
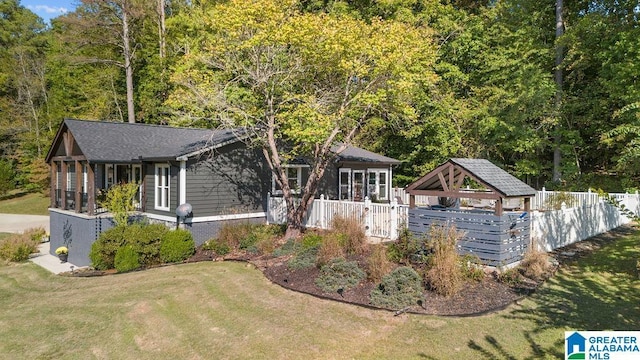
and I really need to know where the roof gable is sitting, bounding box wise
[406,158,536,198]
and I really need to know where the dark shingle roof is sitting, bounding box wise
[450,158,535,197]
[407,158,536,197]
[62,119,240,162]
[336,145,400,165]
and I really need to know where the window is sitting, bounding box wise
[339,168,390,201]
[272,165,306,194]
[339,168,351,200]
[66,164,74,191]
[367,169,389,201]
[155,164,170,211]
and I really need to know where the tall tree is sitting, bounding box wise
[552,0,564,182]
[58,0,152,123]
[168,0,437,237]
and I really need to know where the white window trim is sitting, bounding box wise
[339,168,352,200]
[271,165,308,195]
[367,168,390,201]
[155,164,170,211]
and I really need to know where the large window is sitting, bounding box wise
[339,168,390,201]
[272,165,306,194]
[155,164,170,211]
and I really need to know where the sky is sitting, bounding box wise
[21,0,77,23]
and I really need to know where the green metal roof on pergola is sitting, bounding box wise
[405,158,536,215]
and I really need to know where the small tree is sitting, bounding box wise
[100,182,139,226]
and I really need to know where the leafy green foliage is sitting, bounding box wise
[114,246,140,273]
[314,258,365,293]
[370,266,423,310]
[287,247,318,270]
[90,225,127,270]
[387,227,420,264]
[0,159,15,196]
[201,239,231,256]
[100,183,140,226]
[160,229,195,263]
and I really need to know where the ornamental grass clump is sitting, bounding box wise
[424,223,464,296]
[315,258,365,293]
[329,215,368,256]
[367,244,393,282]
[520,244,553,281]
[0,230,42,262]
[370,266,424,310]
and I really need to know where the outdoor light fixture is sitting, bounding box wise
[175,203,193,229]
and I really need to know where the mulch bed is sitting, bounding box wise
[64,225,635,315]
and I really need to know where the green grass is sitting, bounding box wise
[1,228,639,359]
[0,190,49,215]
[0,233,11,242]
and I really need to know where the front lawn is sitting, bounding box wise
[0,190,49,215]
[0,227,638,359]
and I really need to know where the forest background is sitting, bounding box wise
[1,0,639,195]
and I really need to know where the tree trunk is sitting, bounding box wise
[552,0,564,182]
[122,3,136,124]
[157,0,166,59]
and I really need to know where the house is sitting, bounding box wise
[45,119,400,266]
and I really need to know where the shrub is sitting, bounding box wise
[315,258,365,293]
[330,215,368,255]
[25,227,46,243]
[387,227,420,264]
[301,232,323,250]
[0,232,41,262]
[89,225,128,270]
[424,224,463,296]
[370,266,424,310]
[0,159,15,196]
[160,229,196,263]
[125,223,168,266]
[273,238,301,257]
[202,239,231,256]
[114,246,140,272]
[497,268,522,286]
[241,224,281,254]
[216,222,255,250]
[460,254,485,282]
[317,233,346,266]
[367,244,393,282]
[520,246,552,281]
[100,182,140,226]
[287,246,318,270]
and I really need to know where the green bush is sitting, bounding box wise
[114,246,140,273]
[301,232,323,249]
[387,227,420,264]
[0,159,15,196]
[273,238,301,257]
[99,182,140,226]
[160,229,195,263]
[287,246,318,270]
[460,254,485,281]
[126,223,168,266]
[370,266,424,310]
[202,239,231,256]
[0,232,40,262]
[314,258,365,293]
[90,225,128,270]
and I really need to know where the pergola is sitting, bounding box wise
[405,158,536,215]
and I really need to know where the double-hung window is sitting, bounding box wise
[367,169,389,201]
[272,165,305,195]
[155,164,170,211]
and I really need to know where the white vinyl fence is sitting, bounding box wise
[268,189,640,250]
[267,195,408,239]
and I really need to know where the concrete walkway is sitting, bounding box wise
[0,213,49,233]
[29,241,80,274]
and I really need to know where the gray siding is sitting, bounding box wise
[49,210,116,267]
[144,162,179,216]
[185,142,270,217]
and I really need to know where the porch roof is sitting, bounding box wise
[46,119,242,163]
[335,145,400,165]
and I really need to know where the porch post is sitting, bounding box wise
[75,160,82,213]
[49,162,56,208]
[364,196,372,237]
[87,163,95,216]
[179,160,186,205]
[61,161,67,210]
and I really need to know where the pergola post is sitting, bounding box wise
[495,198,503,216]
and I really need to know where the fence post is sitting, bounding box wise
[319,194,326,229]
[364,196,372,237]
[541,186,546,209]
[390,197,398,240]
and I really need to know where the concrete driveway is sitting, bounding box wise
[0,213,49,233]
